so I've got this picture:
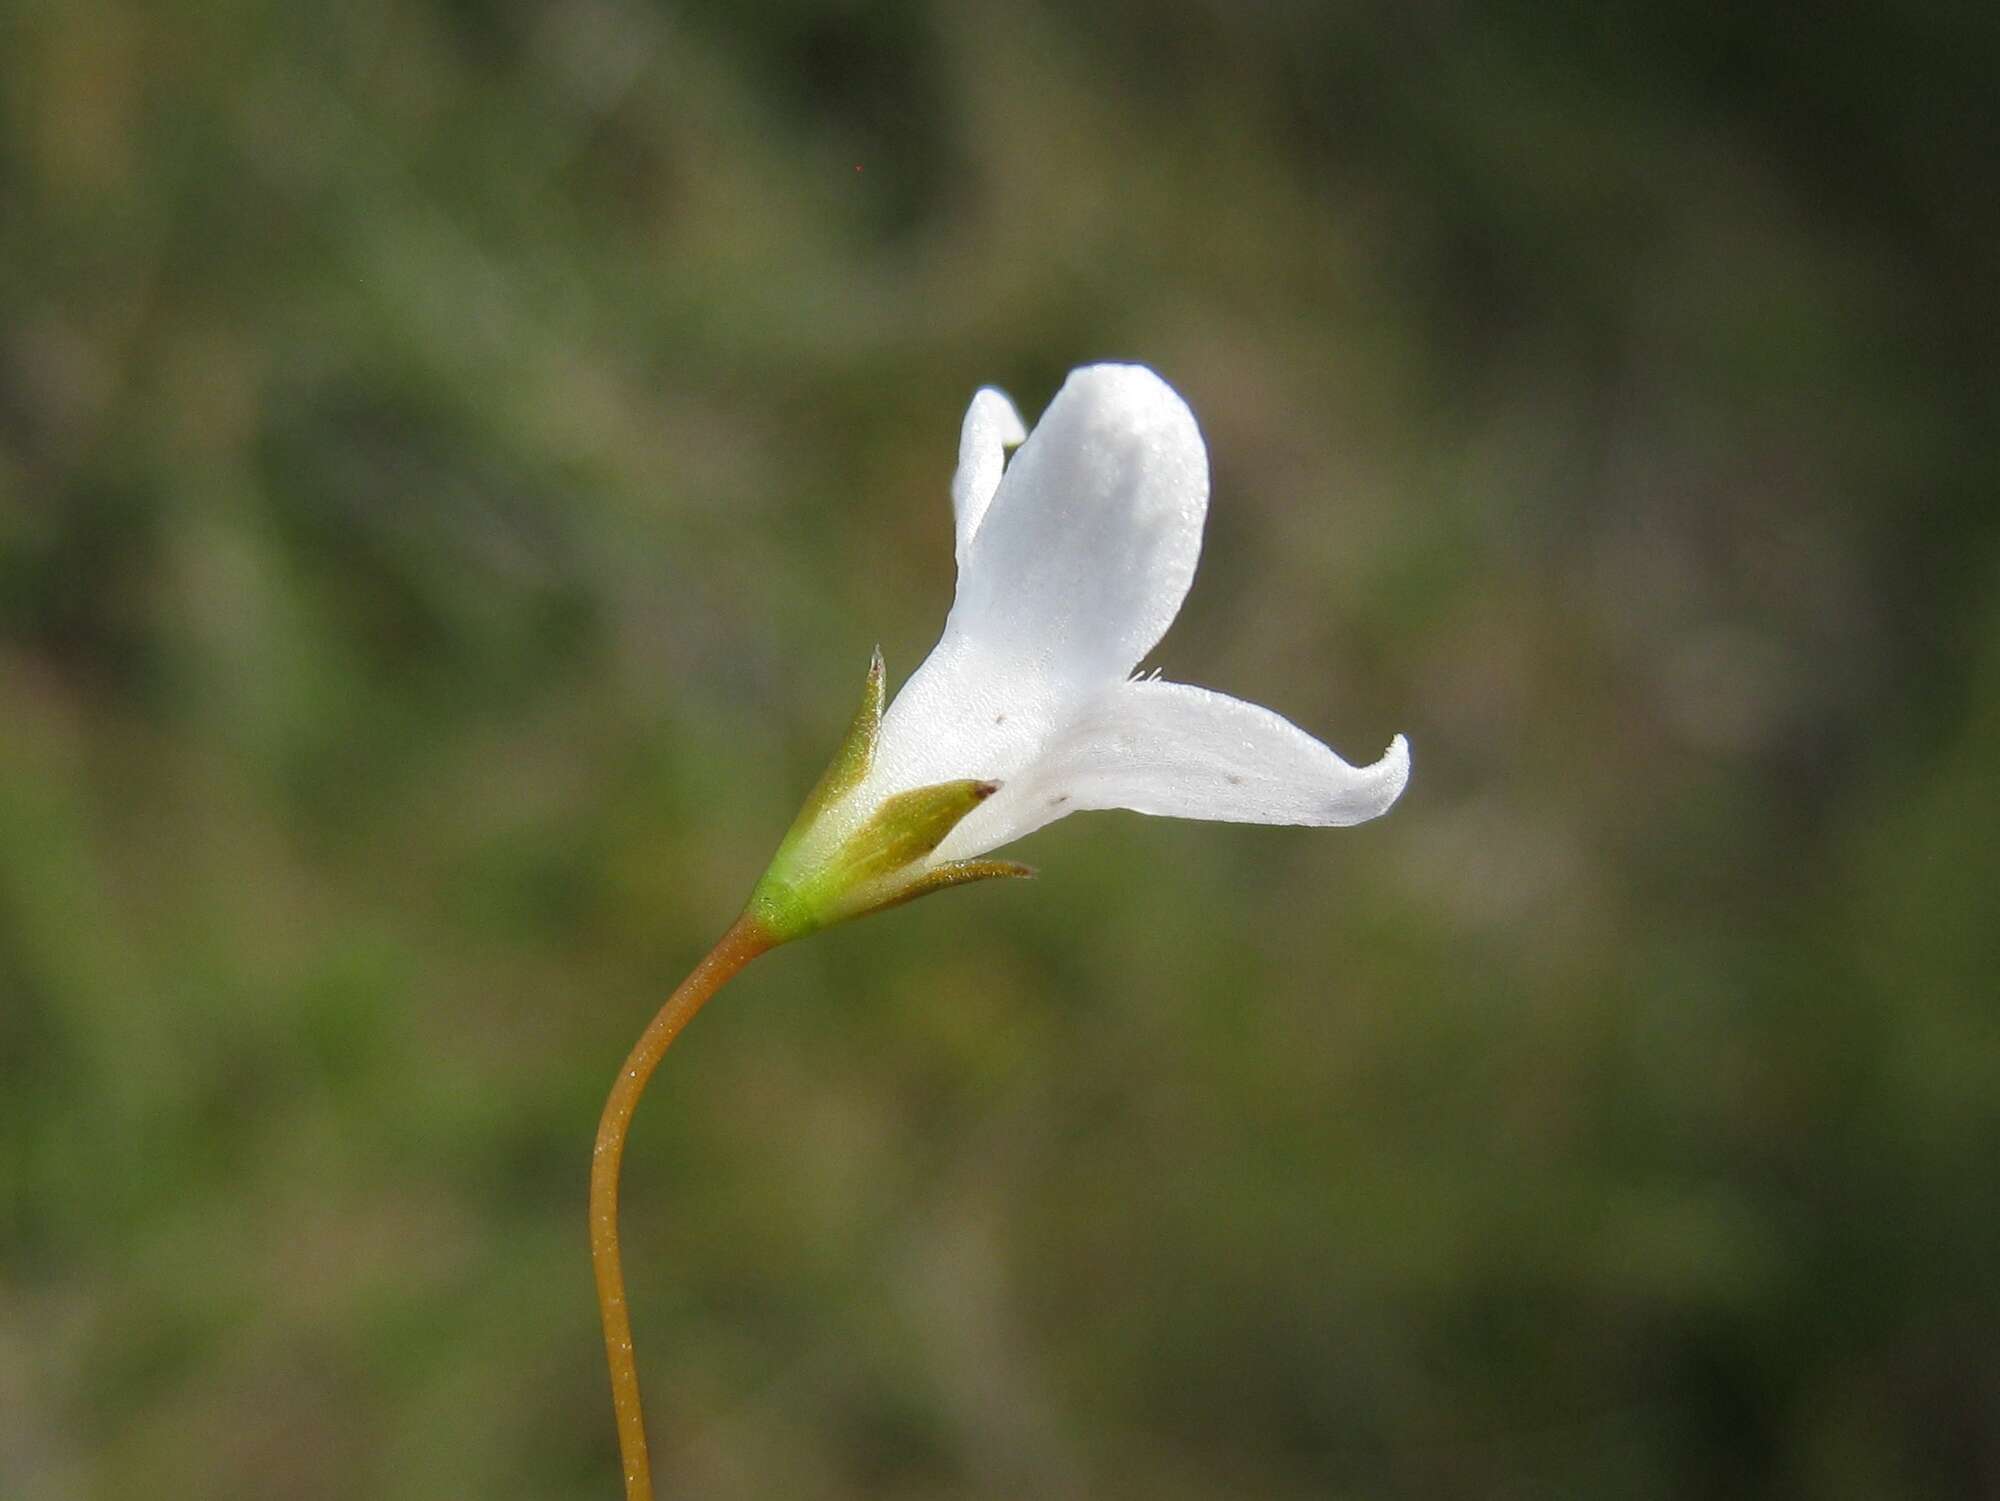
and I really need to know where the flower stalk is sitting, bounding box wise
[589,912,775,1501]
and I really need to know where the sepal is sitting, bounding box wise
[853,859,1034,920]
[777,647,884,852]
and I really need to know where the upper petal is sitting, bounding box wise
[950,387,1026,567]
[945,364,1208,690]
[930,678,1410,863]
[852,365,1210,814]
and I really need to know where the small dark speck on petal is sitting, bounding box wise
[994,713,1007,724]
[1050,794,1069,806]
[1226,774,1243,785]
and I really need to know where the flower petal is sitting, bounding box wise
[950,388,1026,567]
[932,679,1410,862]
[947,364,1208,688]
[853,365,1210,812]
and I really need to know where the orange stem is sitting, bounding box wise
[591,912,775,1501]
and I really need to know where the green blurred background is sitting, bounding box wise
[4,2,1997,1497]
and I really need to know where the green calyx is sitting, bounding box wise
[744,650,1031,943]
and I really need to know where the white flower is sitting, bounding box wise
[749,363,1409,938]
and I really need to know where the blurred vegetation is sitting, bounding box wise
[4,1,1998,1497]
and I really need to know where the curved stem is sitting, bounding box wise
[591,912,775,1501]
